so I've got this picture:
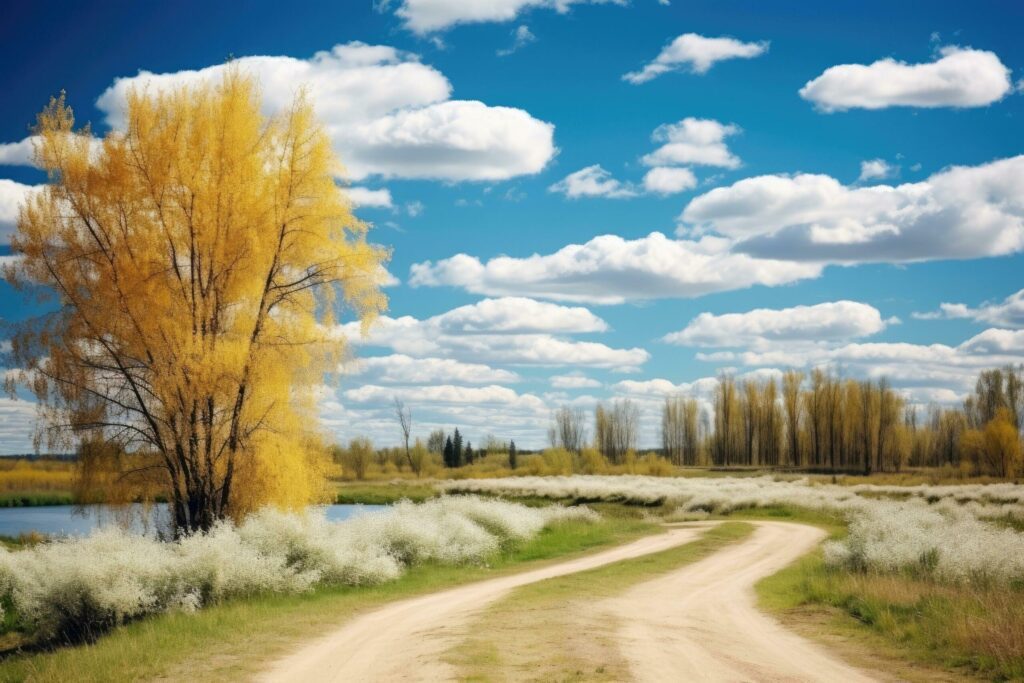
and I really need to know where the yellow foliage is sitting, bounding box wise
[983,409,1021,478]
[4,69,387,532]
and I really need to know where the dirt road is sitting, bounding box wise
[258,520,874,682]
[257,524,712,683]
[602,521,876,682]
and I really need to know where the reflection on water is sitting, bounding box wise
[0,504,382,538]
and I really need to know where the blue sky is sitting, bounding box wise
[1,0,1023,451]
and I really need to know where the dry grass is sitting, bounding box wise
[758,549,1024,680]
[0,459,74,493]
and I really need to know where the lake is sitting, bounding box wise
[0,504,384,538]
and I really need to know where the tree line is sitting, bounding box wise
[546,365,1023,476]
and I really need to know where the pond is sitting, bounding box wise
[0,504,383,538]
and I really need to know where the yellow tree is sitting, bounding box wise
[4,70,388,534]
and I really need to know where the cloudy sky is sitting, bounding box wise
[1,1,1023,452]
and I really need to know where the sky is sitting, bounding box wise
[1,0,1023,452]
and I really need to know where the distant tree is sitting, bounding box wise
[393,398,417,475]
[509,440,517,470]
[552,406,587,453]
[464,441,474,464]
[409,438,429,476]
[983,408,1021,477]
[427,429,446,454]
[452,428,463,467]
[443,436,454,468]
[341,437,374,480]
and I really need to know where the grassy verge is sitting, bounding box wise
[0,512,655,682]
[757,548,1023,681]
[447,521,754,682]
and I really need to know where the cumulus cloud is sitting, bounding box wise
[663,301,889,347]
[858,159,896,182]
[0,397,37,454]
[345,383,546,411]
[913,289,1024,328]
[642,167,697,195]
[550,373,602,389]
[680,155,1024,263]
[388,0,624,34]
[409,232,822,304]
[434,297,608,333]
[642,118,741,169]
[0,179,39,245]
[96,42,556,182]
[334,297,645,370]
[548,165,637,199]
[696,327,1024,403]
[800,46,1013,111]
[624,33,768,84]
[344,186,393,209]
[345,354,519,384]
[0,137,36,167]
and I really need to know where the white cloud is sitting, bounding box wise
[913,289,1024,328]
[0,137,36,167]
[433,297,607,333]
[409,232,822,304]
[624,33,768,84]
[641,118,741,169]
[663,301,889,347]
[680,155,1024,263]
[858,158,896,182]
[550,373,602,389]
[389,0,624,34]
[344,186,393,209]
[548,165,637,199]
[0,179,39,245]
[497,25,537,56]
[345,383,546,411]
[96,42,556,182]
[334,297,645,370]
[642,167,697,195]
[345,354,519,384]
[696,326,1024,403]
[800,46,1013,111]
[0,397,37,454]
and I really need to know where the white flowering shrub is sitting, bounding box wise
[444,475,1024,586]
[0,496,596,642]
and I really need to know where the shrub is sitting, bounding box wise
[0,497,597,643]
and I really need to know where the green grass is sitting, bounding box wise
[0,513,655,682]
[757,549,1024,681]
[0,493,74,508]
[331,480,439,504]
[448,521,754,682]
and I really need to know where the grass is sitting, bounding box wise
[757,548,1024,681]
[447,521,754,682]
[331,479,439,504]
[0,511,656,682]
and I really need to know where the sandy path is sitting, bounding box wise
[257,524,712,683]
[602,520,876,682]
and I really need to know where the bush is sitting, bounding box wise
[0,497,597,643]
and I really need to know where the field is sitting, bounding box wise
[1,464,1022,679]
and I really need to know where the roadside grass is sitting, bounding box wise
[757,549,1023,681]
[0,512,655,682]
[447,521,754,682]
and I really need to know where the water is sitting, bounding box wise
[0,504,383,538]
